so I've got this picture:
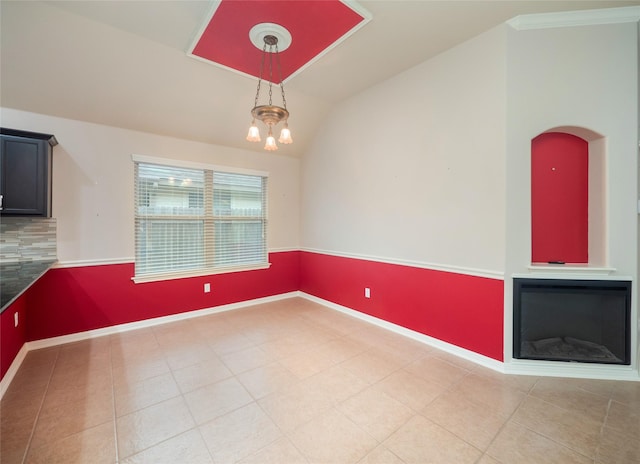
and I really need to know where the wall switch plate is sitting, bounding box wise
[364,287,371,298]
[204,283,211,293]
[14,312,18,327]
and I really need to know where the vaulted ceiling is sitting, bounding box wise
[1,1,638,157]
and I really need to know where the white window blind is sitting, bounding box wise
[134,161,267,281]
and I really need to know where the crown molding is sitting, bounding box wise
[507,6,640,31]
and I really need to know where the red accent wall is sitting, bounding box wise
[531,132,589,263]
[0,293,28,380]
[300,252,504,361]
[25,251,300,342]
[2,249,506,382]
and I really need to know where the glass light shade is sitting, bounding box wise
[264,134,278,151]
[278,125,292,144]
[246,123,261,142]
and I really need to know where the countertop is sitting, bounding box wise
[0,260,56,313]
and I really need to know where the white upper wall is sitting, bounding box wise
[505,15,639,278]
[0,108,301,263]
[301,25,508,276]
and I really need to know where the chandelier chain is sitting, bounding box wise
[267,44,274,106]
[253,42,268,109]
[275,42,287,111]
[247,32,292,150]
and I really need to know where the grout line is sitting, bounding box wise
[109,335,120,463]
[20,348,60,464]
[593,398,613,463]
[502,378,600,462]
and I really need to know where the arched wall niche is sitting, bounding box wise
[531,126,606,266]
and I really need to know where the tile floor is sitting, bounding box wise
[1,297,639,463]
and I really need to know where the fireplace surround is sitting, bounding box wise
[513,278,631,365]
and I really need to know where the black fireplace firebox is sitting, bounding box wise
[513,278,631,365]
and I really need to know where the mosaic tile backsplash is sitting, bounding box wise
[0,217,57,262]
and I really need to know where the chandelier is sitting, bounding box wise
[246,27,292,151]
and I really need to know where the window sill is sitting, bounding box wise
[132,262,271,284]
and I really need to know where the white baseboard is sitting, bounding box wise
[0,343,30,398]
[504,359,639,381]
[298,292,505,374]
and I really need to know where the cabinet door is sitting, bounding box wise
[0,136,50,216]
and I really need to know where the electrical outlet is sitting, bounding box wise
[364,287,371,298]
[204,283,211,293]
[14,312,18,327]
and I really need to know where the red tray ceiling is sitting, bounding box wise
[189,0,370,82]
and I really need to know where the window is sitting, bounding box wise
[133,156,268,282]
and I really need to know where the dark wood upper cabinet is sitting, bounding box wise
[0,128,58,217]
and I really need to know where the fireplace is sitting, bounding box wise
[513,278,631,365]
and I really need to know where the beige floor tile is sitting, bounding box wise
[568,378,618,398]
[19,346,60,369]
[447,372,526,418]
[610,380,640,408]
[183,376,253,425]
[529,377,610,423]
[341,350,402,385]
[404,354,470,388]
[258,380,335,432]
[236,362,299,399]
[111,355,171,387]
[7,358,55,393]
[30,392,114,450]
[121,429,213,464]
[258,332,316,359]
[4,298,640,464]
[208,331,255,356]
[372,338,431,366]
[422,389,508,450]
[25,421,115,464]
[288,408,378,464]
[219,345,276,374]
[111,341,163,366]
[306,364,369,404]
[116,396,195,459]
[279,346,337,379]
[153,320,197,343]
[1,384,46,423]
[596,424,640,464]
[316,336,367,364]
[373,369,447,411]
[0,415,37,464]
[471,366,539,394]
[356,445,406,464]
[431,350,480,371]
[171,357,233,394]
[199,402,282,463]
[161,343,218,371]
[114,371,180,416]
[477,454,502,464]
[238,437,308,464]
[604,399,640,434]
[512,396,602,458]
[384,414,481,464]
[47,363,112,396]
[348,326,398,350]
[110,327,159,351]
[486,421,593,464]
[338,388,414,442]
